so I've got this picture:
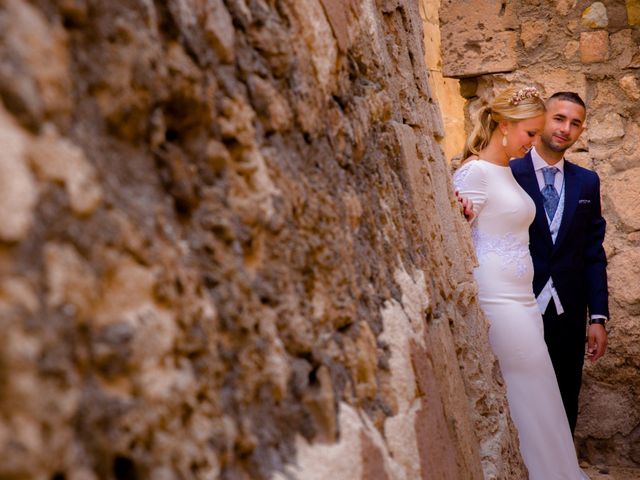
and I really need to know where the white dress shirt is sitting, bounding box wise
[532,147,565,208]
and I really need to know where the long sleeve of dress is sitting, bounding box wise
[453,161,488,224]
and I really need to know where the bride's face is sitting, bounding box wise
[504,115,545,158]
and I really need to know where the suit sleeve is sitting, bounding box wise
[453,162,488,224]
[585,173,609,318]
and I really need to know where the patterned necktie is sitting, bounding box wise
[541,166,560,220]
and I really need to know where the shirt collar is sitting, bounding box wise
[531,146,564,174]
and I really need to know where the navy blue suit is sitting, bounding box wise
[510,152,608,433]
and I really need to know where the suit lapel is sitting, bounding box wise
[553,161,580,251]
[515,154,553,248]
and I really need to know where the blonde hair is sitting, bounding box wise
[462,87,546,160]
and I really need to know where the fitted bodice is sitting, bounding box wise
[454,159,536,280]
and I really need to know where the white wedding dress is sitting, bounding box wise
[453,160,588,480]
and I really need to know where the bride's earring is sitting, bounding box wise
[502,134,508,147]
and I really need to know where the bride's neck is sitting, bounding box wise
[479,138,509,167]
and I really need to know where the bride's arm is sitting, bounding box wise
[453,162,488,224]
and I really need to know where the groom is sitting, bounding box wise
[510,91,609,434]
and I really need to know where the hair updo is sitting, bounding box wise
[461,86,546,160]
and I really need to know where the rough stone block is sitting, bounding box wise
[290,0,338,95]
[588,112,625,144]
[0,108,37,242]
[567,19,580,33]
[27,127,103,216]
[440,0,518,78]
[607,167,640,231]
[580,31,609,63]
[521,20,547,51]
[620,74,640,100]
[556,0,577,16]
[247,75,293,132]
[582,2,608,28]
[578,380,640,437]
[627,0,640,25]
[610,29,636,68]
[622,122,640,158]
[0,0,72,126]
[343,321,379,401]
[204,0,235,63]
[443,31,518,78]
[564,151,592,169]
[319,0,353,52]
[44,243,97,316]
[507,66,587,101]
[606,1,632,28]
[563,40,580,60]
[591,79,623,109]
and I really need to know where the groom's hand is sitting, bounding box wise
[587,323,608,362]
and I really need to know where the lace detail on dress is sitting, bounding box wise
[453,162,474,191]
[471,226,530,277]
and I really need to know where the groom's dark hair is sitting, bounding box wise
[547,92,586,110]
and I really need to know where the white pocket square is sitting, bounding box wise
[578,199,591,204]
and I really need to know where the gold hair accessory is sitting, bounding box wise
[510,87,541,105]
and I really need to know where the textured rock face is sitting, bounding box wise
[440,0,640,469]
[439,0,519,77]
[418,0,466,162]
[0,1,524,479]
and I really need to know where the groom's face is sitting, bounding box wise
[540,99,586,153]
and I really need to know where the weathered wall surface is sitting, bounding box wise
[441,0,640,468]
[418,0,466,162]
[0,0,525,479]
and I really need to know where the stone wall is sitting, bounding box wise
[418,0,466,161]
[0,1,526,479]
[440,0,640,468]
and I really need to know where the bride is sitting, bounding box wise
[453,87,589,479]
